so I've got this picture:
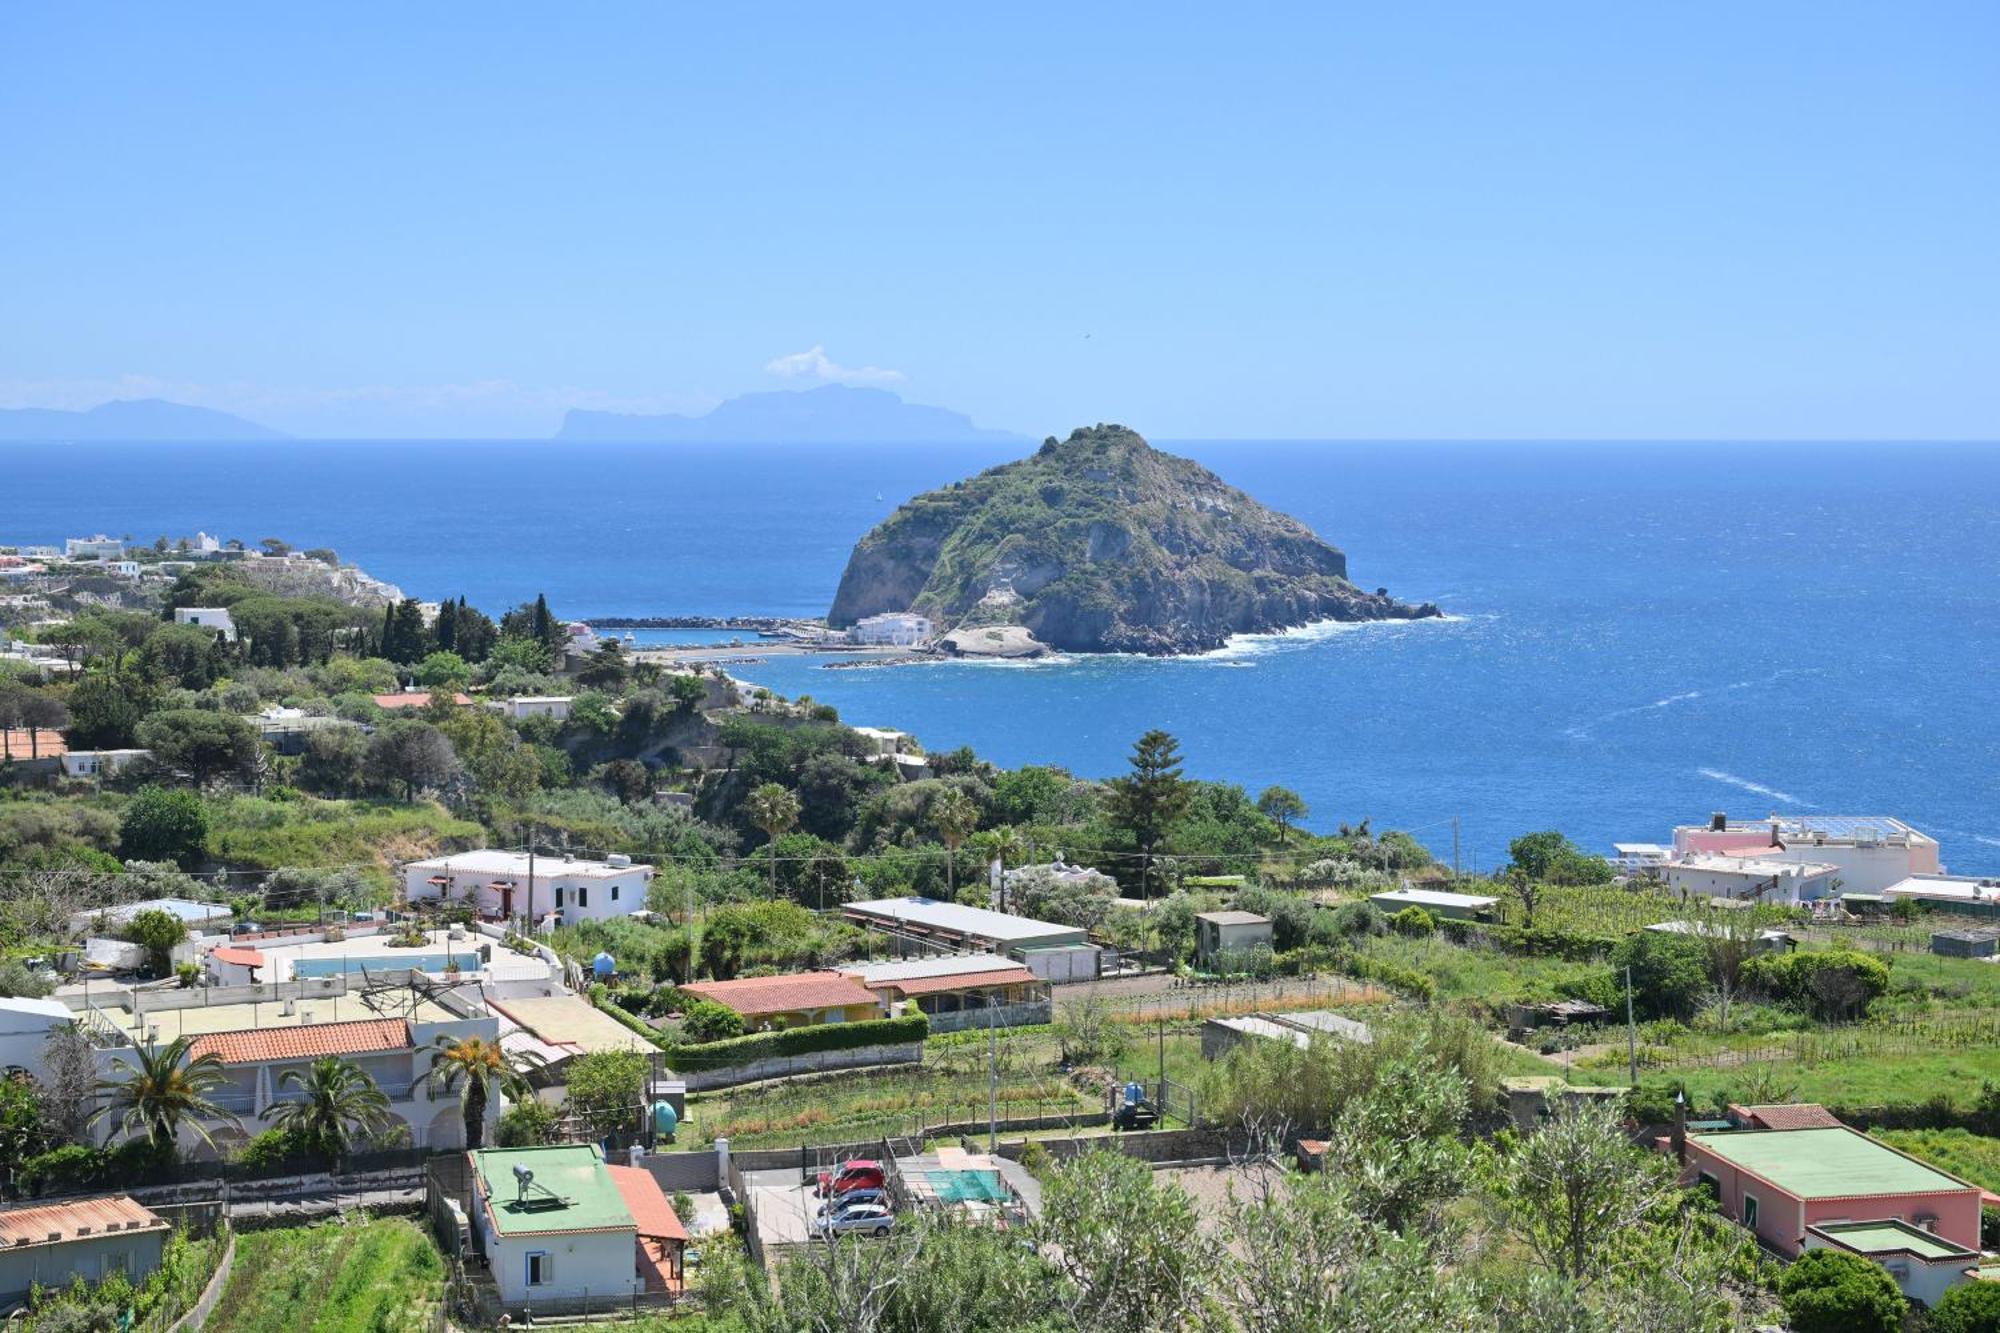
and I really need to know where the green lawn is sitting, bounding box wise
[206,1217,444,1333]
[1632,1046,2000,1114]
[1355,934,1611,1010]
[1875,1128,2000,1193]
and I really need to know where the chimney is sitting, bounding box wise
[1671,1090,1688,1163]
[1710,812,1727,832]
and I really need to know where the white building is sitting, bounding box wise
[106,560,141,579]
[851,612,934,646]
[1658,852,1841,905]
[467,1144,686,1314]
[0,998,75,1079]
[402,850,655,928]
[191,532,222,555]
[1612,842,1672,873]
[60,749,151,780]
[173,606,238,641]
[1879,874,2000,910]
[1369,888,1500,921]
[490,696,574,721]
[64,535,124,559]
[850,726,910,756]
[1670,815,1942,896]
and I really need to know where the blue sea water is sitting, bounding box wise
[7,439,1999,872]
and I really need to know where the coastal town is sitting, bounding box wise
[0,527,1996,1331]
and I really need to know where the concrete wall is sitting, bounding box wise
[679,1040,923,1092]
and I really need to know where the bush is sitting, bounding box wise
[235,1127,316,1174]
[1933,1280,2000,1333]
[118,786,209,867]
[18,1139,167,1195]
[681,998,746,1043]
[1388,906,1435,937]
[670,1014,929,1071]
[1776,1248,1904,1333]
[1344,953,1437,1001]
[1743,949,1891,1021]
[496,1099,561,1147]
[1609,929,1709,1021]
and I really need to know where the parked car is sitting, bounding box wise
[813,1201,894,1238]
[816,1160,884,1196]
[816,1187,886,1217]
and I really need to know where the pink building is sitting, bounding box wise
[1682,1125,1981,1258]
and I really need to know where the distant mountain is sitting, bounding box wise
[556,385,1025,445]
[0,399,288,441]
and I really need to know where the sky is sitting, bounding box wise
[2,4,1997,440]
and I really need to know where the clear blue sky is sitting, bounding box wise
[3,4,1996,439]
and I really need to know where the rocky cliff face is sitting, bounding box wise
[827,424,1441,654]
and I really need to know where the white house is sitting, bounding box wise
[1195,911,1274,967]
[851,612,934,646]
[1804,1220,1979,1308]
[106,560,142,579]
[1671,815,1942,896]
[60,748,151,780]
[64,536,124,560]
[467,1144,686,1313]
[1658,852,1841,905]
[0,997,74,1079]
[490,696,574,721]
[173,606,238,641]
[402,850,655,927]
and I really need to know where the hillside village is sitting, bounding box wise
[6,534,2000,1329]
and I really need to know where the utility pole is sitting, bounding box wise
[1156,1013,1166,1114]
[1625,965,1638,1088]
[987,995,999,1154]
[525,826,536,934]
[1452,816,1461,882]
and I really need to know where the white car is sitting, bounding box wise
[813,1201,894,1238]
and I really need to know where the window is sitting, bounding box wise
[527,1251,553,1286]
[612,884,620,902]
[1741,1194,1759,1230]
[578,887,588,909]
[555,887,565,909]
[102,1252,129,1278]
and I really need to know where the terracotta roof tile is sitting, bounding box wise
[682,970,880,1017]
[608,1165,688,1242]
[1732,1102,1845,1131]
[211,946,266,967]
[186,1017,409,1065]
[0,1195,167,1248]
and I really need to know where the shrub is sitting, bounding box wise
[670,1014,929,1071]
[1933,1280,2000,1333]
[118,786,209,867]
[1743,949,1890,1021]
[1776,1248,1904,1333]
[235,1127,316,1174]
[1609,929,1708,1021]
[1388,906,1435,937]
[681,998,746,1043]
[496,1099,560,1147]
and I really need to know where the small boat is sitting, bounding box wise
[875,492,884,501]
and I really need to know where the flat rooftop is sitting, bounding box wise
[473,1145,632,1237]
[844,953,1031,985]
[1369,888,1499,910]
[490,994,653,1055]
[1690,1127,1974,1200]
[844,897,1084,944]
[231,928,552,984]
[1812,1219,1974,1261]
[404,849,651,879]
[97,992,460,1044]
[1670,853,1838,877]
[1694,815,1932,844]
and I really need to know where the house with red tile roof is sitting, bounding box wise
[681,970,883,1032]
[0,1194,170,1304]
[83,985,501,1155]
[840,954,1047,1031]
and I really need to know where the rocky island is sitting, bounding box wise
[827,424,1442,655]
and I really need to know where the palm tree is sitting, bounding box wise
[931,788,981,897]
[91,1036,239,1157]
[972,826,1026,910]
[421,1035,540,1150]
[745,782,802,897]
[261,1056,395,1160]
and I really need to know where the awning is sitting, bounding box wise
[426,875,451,886]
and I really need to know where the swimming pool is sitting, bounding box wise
[290,951,481,978]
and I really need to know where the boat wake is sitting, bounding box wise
[1564,668,1820,740]
[1696,768,1814,808]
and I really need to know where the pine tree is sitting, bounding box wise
[1106,730,1192,898]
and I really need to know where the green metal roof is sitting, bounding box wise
[473,1144,633,1236]
[1690,1128,1972,1200]
[1814,1220,1973,1261]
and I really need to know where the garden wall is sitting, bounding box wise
[678,1039,925,1091]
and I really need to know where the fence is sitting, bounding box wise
[1106,975,1386,1025]
[10,1145,438,1205]
[1627,1010,2000,1072]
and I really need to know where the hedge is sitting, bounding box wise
[668,1013,930,1070]
[1437,918,1618,961]
[589,985,667,1044]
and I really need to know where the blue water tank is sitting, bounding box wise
[591,951,616,979]
[652,1099,679,1136]
[1124,1080,1144,1106]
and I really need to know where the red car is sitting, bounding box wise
[815,1160,884,1197]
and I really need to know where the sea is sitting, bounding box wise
[8,439,1999,874]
